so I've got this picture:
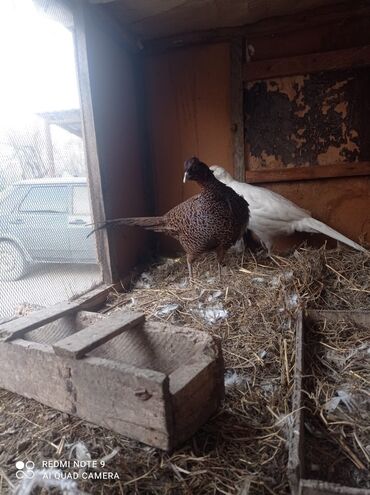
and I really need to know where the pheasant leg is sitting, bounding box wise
[217,262,222,280]
[216,246,226,282]
[186,255,194,285]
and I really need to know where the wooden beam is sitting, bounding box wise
[143,2,370,53]
[300,479,369,495]
[82,1,140,53]
[0,284,116,342]
[245,162,370,184]
[53,311,144,358]
[306,309,370,328]
[287,312,304,495]
[296,310,370,495]
[239,1,370,40]
[75,284,113,311]
[230,38,245,182]
[243,45,370,81]
[72,1,114,284]
[0,301,80,342]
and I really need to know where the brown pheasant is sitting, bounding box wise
[91,157,250,281]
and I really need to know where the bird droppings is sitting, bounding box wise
[1,247,369,494]
[251,276,267,285]
[134,271,153,289]
[174,278,188,288]
[324,388,355,413]
[229,238,245,254]
[274,413,294,442]
[192,302,228,325]
[15,468,79,495]
[155,303,180,317]
[285,293,299,309]
[207,290,223,302]
[259,350,267,359]
[224,370,249,390]
[68,441,91,464]
[270,270,294,287]
[260,380,278,396]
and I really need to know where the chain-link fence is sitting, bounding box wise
[0,0,102,322]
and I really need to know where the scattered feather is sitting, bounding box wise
[224,370,249,389]
[324,389,356,413]
[193,304,228,325]
[155,304,180,317]
[14,469,79,495]
[134,272,153,289]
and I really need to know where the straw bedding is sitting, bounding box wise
[304,317,370,489]
[0,246,369,494]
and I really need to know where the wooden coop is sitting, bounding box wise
[1,0,370,494]
[68,0,370,274]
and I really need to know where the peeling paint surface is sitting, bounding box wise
[245,68,370,168]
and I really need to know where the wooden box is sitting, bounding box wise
[288,310,370,495]
[0,304,224,450]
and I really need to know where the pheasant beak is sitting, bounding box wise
[183,171,188,183]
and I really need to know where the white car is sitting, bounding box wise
[0,177,97,280]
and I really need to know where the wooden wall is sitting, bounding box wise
[77,2,370,271]
[144,44,233,214]
[144,43,234,253]
[144,8,370,254]
[241,9,370,250]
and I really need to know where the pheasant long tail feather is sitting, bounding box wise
[88,216,168,237]
[295,217,367,252]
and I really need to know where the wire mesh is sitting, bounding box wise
[0,0,102,322]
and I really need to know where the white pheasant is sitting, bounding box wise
[210,166,366,254]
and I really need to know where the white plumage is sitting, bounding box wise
[210,166,366,254]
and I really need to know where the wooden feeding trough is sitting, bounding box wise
[0,301,224,450]
[288,309,370,495]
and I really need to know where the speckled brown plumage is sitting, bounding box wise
[92,157,250,280]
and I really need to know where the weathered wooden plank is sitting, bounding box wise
[288,310,370,494]
[75,1,153,281]
[248,15,370,63]
[0,319,223,450]
[0,340,75,413]
[73,283,119,311]
[306,309,370,328]
[245,162,370,184]
[0,284,118,343]
[288,311,304,495]
[243,45,370,81]
[231,38,245,182]
[169,344,224,448]
[143,2,370,53]
[0,300,80,343]
[53,311,145,359]
[72,1,113,284]
[0,339,172,449]
[72,355,172,449]
[300,479,369,495]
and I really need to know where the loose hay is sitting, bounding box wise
[312,248,370,310]
[304,317,370,489]
[0,246,369,494]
